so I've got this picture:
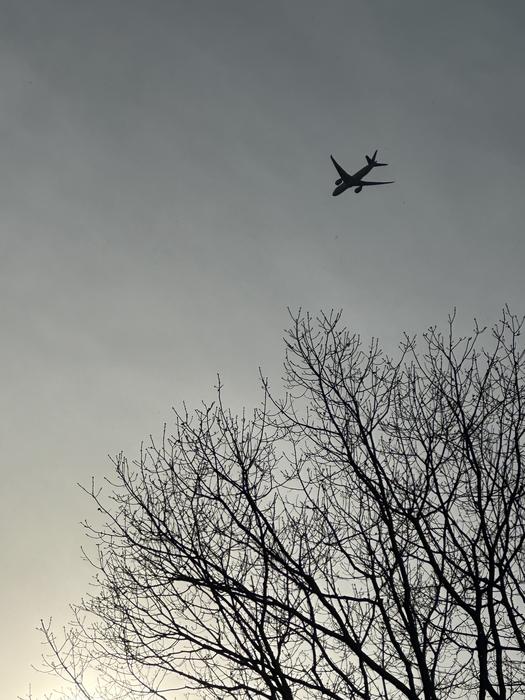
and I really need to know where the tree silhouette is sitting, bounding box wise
[35,310,525,700]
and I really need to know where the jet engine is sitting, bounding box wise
[335,178,343,185]
[354,185,363,193]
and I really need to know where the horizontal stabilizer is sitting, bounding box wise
[366,154,388,167]
[365,156,388,168]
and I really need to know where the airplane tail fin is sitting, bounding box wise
[366,150,388,167]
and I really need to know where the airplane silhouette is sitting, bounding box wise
[330,150,394,196]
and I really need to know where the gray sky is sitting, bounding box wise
[2,1,524,696]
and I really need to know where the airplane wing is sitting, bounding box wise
[330,155,351,181]
[359,180,394,186]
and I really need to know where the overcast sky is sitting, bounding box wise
[2,1,524,697]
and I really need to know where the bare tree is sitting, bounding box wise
[34,309,525,700]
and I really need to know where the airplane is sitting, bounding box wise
[330,150,394,196]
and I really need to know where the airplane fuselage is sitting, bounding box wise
[352,163,375,181]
